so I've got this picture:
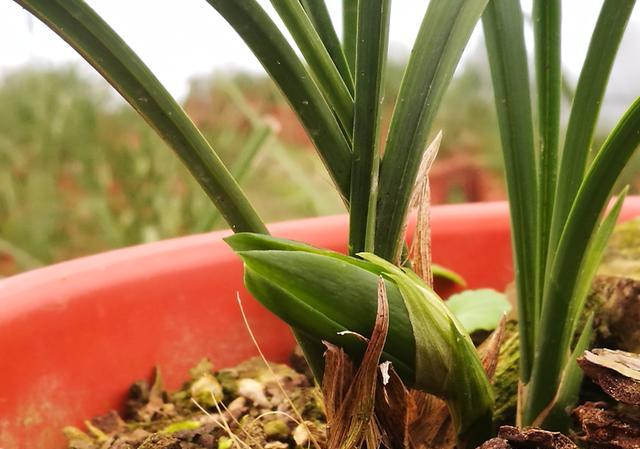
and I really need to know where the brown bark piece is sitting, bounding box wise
[497,426,577,449]
[589,276,640,353]
[573,402,640,449]
[578,349,640,406]
[477,438,511,449]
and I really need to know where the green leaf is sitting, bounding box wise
[482,0,538,382]
[538,313,594,430]
[196,123,274,231]
[358,254,493,447]
[15,0,267,234]
[342,0,358,77]
[432,264,466,286]
[348,0,391,254]
[300,0,354,94]
[565,188,628,345]
[205,0,352,199]
[533,0,561,305]
[226,233,494,447]
[225,234,416,380]
[375,0,489,262]
[550,0,636,250]
[445,289,512,334]
[526,96,640,425]
[269,0,354,136]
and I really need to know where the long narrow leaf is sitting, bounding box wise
[482,0,538,381]
[565,188,628,346]
[538,314,595,430]
[270,0,354,136]
[526,96,640,425]
[206,0,352,199]
[536,190,627,430]
[348,0,391,255]
[342,0,358,77]
[374,0,489,261]
[300,0,354,94]
[16,0,268,234]
[533,0,561,299]
[550,0,635,249]
[196,124,275,231]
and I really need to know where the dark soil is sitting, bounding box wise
[64,357,326,449]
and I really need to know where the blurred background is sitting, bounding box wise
[1,0,639,276]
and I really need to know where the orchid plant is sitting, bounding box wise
[14,0,640,447]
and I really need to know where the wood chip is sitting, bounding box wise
[572,401,640,449]
[578,349,640,405]
[497,426,577,449]
[477,438,511,449]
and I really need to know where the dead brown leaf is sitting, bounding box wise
[408,131,442,284]
[375,362,415,449]
[323,278,389,449]
[409,391,455,449]
[481,315,508,382]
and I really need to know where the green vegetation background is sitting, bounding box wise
[1,56,633,276]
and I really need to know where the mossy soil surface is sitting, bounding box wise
[64,357,326,449]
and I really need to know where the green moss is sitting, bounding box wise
[160,420,201,434]
[218,436,233,449]
[263,419,290,440]
[492,325,519,427]
[599,218,640,279]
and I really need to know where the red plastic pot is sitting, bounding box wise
[2,200,640,448]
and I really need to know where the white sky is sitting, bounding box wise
[1,0,639,103]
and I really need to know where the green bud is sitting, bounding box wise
[225,233,494,445]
